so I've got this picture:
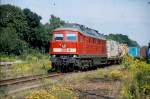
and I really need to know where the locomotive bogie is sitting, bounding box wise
[50,54,77,72]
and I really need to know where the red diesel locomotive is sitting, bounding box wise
[50,24,109,72]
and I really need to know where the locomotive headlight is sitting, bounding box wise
[52,55,56,57]
[73,55,77,57]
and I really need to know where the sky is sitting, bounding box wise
[1,0,150,46]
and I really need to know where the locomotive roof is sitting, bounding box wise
[54,23,106,40]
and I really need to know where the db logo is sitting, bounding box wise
[61,44,66,48]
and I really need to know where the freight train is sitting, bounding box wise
[49,24,127,72]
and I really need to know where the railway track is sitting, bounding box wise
[0,61,23,66]
[0,73,64,86]
[0,72,65,94]
[0,64,119,87]
[0,65,121,96]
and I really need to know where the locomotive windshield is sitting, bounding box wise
[66,34,77,41]
[54,34,63,40]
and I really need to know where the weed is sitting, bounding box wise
[26,85,78,99]
[26,90,56,99]
[121,56,150,99]
[108,69,124,81]
[0,54,51,80]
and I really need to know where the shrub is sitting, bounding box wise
[50,85,77,99]
[0,54,16,62]
[26,90,56,99]
[0,54,51,79]
[108,70,124,80]
[26,85,78,99]
[121,80,140,99]
[121,56,150,99]
[122,55,134,69]
[135,63,150,97]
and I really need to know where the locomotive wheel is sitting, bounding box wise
[60,66,63,72]
[60,65,67,73]
[80,66,84,71]
[68,63,74,72]
[90,60,93,69]
[55,64,61,72]
[74,65,79,72]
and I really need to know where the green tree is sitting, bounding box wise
[31,25,50,52]
[106,34,139,47]
[0,4,28,55]
[45,15,65,38]
[49,15,65,31]
[0,5,65,55]
[23,8,50,52]
[23,8,41,28]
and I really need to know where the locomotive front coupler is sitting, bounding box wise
[61,57,76,65]
[50,54,77,65]
[61,58,68,65]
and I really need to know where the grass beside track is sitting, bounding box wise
[0,54,51,80]
[3,64,124,99]
[1,55,149,99]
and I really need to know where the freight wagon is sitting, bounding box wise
[106,40,121,64]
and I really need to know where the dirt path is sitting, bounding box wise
[67,65,123,99]
[73,78,121,99]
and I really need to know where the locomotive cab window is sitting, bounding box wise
[54,34,63,40]
[66,34,77,41]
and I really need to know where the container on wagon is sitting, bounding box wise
[119,44,128,57]
[146,43,150,58]
[128,47,140,58]
[107,40,120,59]
[140,47,147,58]
[146,43,150,64]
